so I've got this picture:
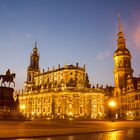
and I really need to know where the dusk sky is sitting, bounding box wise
[0,0,140,90]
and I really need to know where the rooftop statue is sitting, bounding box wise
[0,69,16,87]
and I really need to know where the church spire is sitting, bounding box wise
[35,41,37,48]
[33,41,38,52]
[27,43,40,83]
[28,42,40,71]
[114,16,133,97]
[117,15,126,48]
[118,14,123,32]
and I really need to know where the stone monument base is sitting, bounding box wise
[0,87,25,120]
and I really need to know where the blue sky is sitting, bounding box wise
[0,0,140,89]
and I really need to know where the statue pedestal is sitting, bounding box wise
[0,87,24,120]
[0,87,15,107]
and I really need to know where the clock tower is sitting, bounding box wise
[25,42,40,91]
[114,16,133,96]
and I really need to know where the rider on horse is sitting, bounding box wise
[0,69,16,87]
[6,69,11,76]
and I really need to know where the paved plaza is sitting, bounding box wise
[1,119,140,139]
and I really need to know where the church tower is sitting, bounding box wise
[114,16,133,96]
[25,42,40,90]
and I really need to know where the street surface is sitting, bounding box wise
[0,119,140,139]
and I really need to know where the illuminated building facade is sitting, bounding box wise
[113,16,140,119]
[18,42,105,119]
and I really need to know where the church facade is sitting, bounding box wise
[18,43,105,119]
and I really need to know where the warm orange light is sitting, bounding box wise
[20,104,26,110]
[109,101,116,107]
[69,111,73,116]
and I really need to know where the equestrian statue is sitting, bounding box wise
[0,69,16,87]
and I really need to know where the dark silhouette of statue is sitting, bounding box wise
[0,69,16,87]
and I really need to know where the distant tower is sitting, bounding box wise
[26,42,40,90]
[113,15,133,96]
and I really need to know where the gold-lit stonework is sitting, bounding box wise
[113,16,140,119]
[18,17,140,120]
[18,43,105,119]
[114,15,133,97]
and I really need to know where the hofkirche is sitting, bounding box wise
[18,42,105,119]
[18,16,140,120]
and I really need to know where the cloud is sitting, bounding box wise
[133,26,140,51]
[96,50,111,61]
[24,32,32,39]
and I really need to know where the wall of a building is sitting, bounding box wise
[19,89,105,119]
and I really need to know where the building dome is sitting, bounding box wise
[33,46,38,52]
[114,47,131,57]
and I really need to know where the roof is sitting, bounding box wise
[114,47,131,56]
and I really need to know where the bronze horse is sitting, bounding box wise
[0,69,16,87]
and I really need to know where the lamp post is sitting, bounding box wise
[108,100,116,121]
[20,104,26,115]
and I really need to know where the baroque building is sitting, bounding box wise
[18,42,105,119]
[114,16,133,96]
[113,16,140,119]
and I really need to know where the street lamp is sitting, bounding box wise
[20,104,26,115]
[108,100,116,121]
[109,101,116,108]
